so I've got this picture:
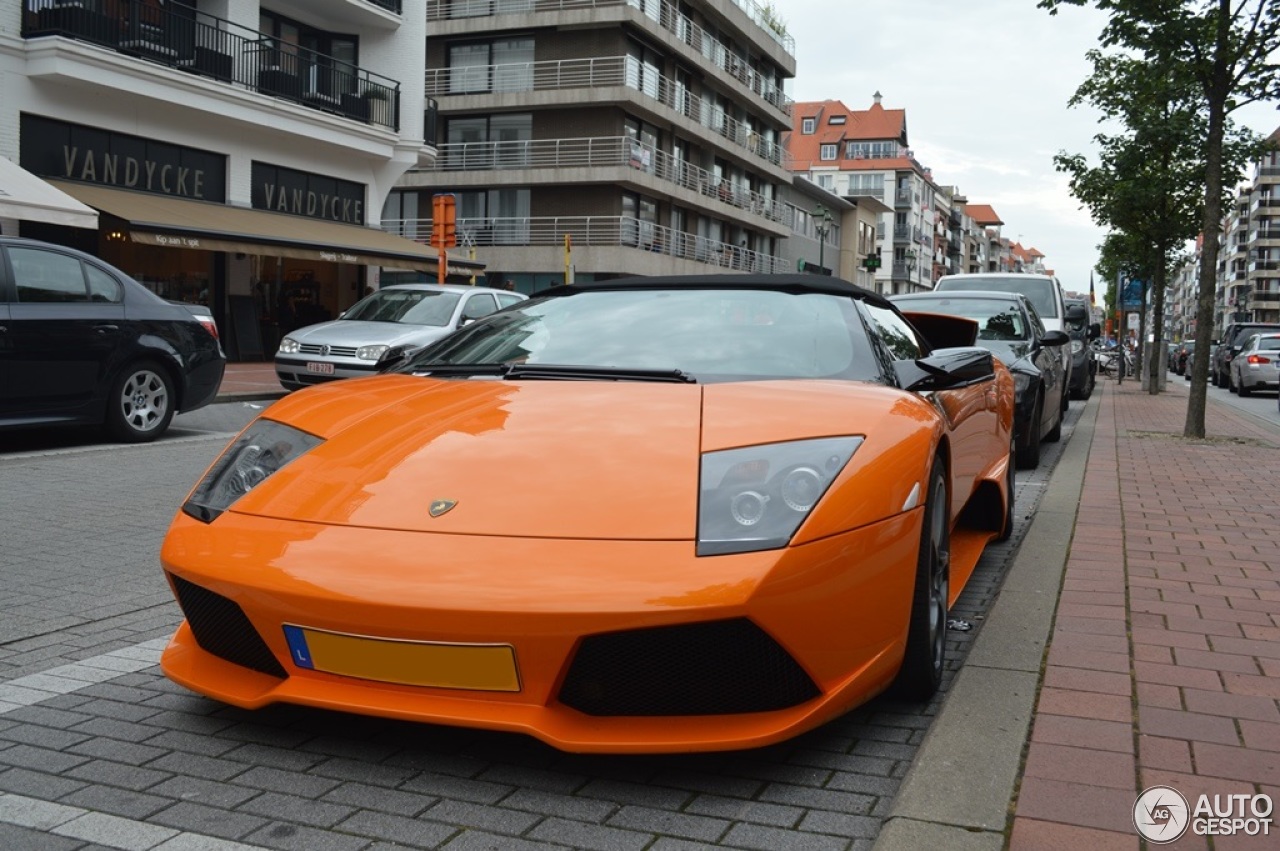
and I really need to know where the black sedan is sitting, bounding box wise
[893,290,1069,469]
[0,236,225,442]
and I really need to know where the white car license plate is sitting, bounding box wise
[305,361,335,375]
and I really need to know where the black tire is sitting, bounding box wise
[1080,369,1095,399]
[1238,377,1252,397]
[1060,380,1070,412]
[1015,394,1042,469]
[105,360,175,443]
[1211,369,1220,387]
[893,461,950,701]
[996,438,1015,543]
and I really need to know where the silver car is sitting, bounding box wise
[1229,332,1280,396]
[275,284,526,391]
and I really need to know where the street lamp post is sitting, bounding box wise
[813,205,834,274]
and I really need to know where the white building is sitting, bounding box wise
[1,0,439,359]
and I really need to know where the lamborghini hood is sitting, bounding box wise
[224,375,915,539]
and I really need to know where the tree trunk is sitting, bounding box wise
[1184,1,1232,439]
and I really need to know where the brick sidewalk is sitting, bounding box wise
[1009,382,1280,849]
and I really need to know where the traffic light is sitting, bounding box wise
[430,194,457,249]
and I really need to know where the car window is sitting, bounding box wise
[893,296,1029,340]
[85,263,124,303]
[461,293,498,322]
[497,293,524,309]
[1023,299,1047,337]
[344,289,462,326]
[1260,337,1280,351]
[863,302,926,360]
[9,247,90,303]
[400,288,880,382]
[936,276,1059,318]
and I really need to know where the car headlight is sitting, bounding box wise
[697,437,863,556]
[182,420,322,523]
[278,337,300,354]
[357,344,390,361]
[1071,340,1084,355]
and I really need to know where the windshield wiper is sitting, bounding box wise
[505,363,697,383]
[407,363,512,377]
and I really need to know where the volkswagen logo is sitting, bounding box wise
[319,344,330,357]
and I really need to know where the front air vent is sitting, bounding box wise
[170,574,287,679]
[558,618,819,716]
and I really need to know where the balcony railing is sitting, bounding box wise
[418,136,787,224]
[426,55,782,166]
[364,0,403,12]
[22,0,400,130]
[383,215,789,272]
[426,0,794,57]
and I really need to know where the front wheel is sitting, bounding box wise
[893,462,950,701]
[1015,394,1043,469]
[105,361,175,443]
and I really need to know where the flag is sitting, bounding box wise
[1089,271,1096,306]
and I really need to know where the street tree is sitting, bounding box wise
[1054,49,1207,393]
[1040,0,1280,437]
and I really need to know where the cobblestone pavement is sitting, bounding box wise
[0,396,1084,850]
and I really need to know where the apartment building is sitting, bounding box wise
[1,0,435,358]
[1242,145,1280,324]
[388,0,798,292]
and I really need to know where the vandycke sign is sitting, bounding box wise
[252,162,365,225]
[20,114,227,203]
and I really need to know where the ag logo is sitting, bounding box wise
[428,499,457,517]
[1134,785,1190,843]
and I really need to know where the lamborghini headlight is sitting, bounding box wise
[182,420,323,523]
[697,437,863,556]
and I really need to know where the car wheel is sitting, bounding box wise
[1238,376,1252,397]
[996,438,1015,543]
[1015,394,1042,469]
[1061,381,1070,412]
[1081,369,1095,400]
[893,461,950,701]
[1211,369,1220,387]
[106,361,174,443]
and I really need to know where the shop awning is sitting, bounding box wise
[49,180,483,275]
[0,159,99,229]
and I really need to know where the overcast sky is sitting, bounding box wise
[781,0,1280,296]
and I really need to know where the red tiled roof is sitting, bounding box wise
[787,97,909,172]
[964,204,1003,226]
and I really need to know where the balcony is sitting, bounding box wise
[383,215,789,272]
[426,56,784,169]
[427,0,794,56]
[417,136,787,225]
[22,0,400,130]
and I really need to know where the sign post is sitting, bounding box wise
[430,194,457,285]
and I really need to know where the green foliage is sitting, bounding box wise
[759,2,788,37]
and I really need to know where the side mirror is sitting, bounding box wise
[1088,323,1102,340]
[894,347,995,392]
[1039,330,1071,347]
[1065,304,1088,322]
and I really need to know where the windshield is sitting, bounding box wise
[342,289,462,326]
[395,288,881,383]
[899,297,1029,341]
[936,276,1058,318]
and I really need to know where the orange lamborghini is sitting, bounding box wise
[160,274,1015,753]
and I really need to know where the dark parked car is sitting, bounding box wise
[1064,298,1098,400]
[893,290,1070,469]
[1171,339,1195,375]
[0,237,225,442]
[1211,321,1280,387]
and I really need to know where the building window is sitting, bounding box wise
[817,174,835,190]
[820,144,837,161]
[828,115,846,124]
[802,117,816,134]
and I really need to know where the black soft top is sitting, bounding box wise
[553,273,893,309]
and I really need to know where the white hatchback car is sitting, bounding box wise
[275,284,526,391]
[1229,332,1280,396]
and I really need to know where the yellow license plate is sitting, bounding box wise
[282,625,519,692]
